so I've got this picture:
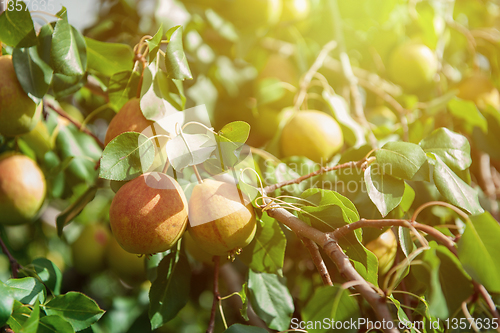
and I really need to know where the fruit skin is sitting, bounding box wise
[184,231,227,266]
[365,229,397,275]
[109,172,188,255]
[457,72,500,110]
[0,55,42,137]
[106,235,146,283]
[188,179,257,256]
[104,98,154,145]
[0,153,46,225]
[71,224,110,275]
[280,110,343,163]
[20,120,54,160]
[366,106,398,127]
[388,43,438,91]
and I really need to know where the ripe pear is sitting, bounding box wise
[104,98,154,145]
[0,55,42,137]
[184,231,227,266]
[109,172,188,255]
[188,179,257,256]
[457,72,500,110]
[365,229,397,275]
[71,223,110,275]
[388,43,438,91]
[106,236,146,283]
[280,110,343,163]
[0,153,46,225]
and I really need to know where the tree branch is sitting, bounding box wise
[0,231,20,278]
[206,256,221,333]
[299,235,333,286]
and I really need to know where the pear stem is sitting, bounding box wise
[0,231,20,278]
[206,256,221,333]
[192,165,203,184]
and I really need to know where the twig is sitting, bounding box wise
[263,200,399,333]
[294,41,337,110]
[264,159,365,193]
[206,256,221,333]
[473,282,500,331]
[84,78,109,102]
[0,232,20,278]
[329,0,378,149]
[299,235,333,286]
[44,100,105,150]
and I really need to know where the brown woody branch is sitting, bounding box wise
[206,256,221,333]
[0,232,20,278]
[298,235,333,286]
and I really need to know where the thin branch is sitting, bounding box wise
[263,201,399,333]
[473,282,500,331]
[264,159,365,194]
[299,235,333,286]
[44,100,105,150]
[411,201,469,224]
[0,232,20,278]
[206,256,221,333]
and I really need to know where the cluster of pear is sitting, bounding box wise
[105,101,257,262]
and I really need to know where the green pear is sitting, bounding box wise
[365,229,397,275]
[184,231,228,266]
[106,235,146,283]
[109,172,188,254]
[71,223,110,274]
[0,153,46,225]
[188,179,257,256]
[0,55,42,137]
[280,110,343,163]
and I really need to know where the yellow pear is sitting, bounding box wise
[188,179,257,256]
[0,55,42,137]
[280,110,343,163]
[109,172,188,255]
[184,231,227,266]
[365,229,398,275]
[0,153,46,225]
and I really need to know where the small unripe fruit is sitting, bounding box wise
[109,172,188,255]
[188,179,257,256]
[388,43,438,91]
[71,224,110,275]
[0,55,42,137]
[365,229,397,275]
[106,236,146,283]
[0,153,46,225]
[280,110,343,163]
[104,98,154,145]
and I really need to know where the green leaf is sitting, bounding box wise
[0,280,14,326]
[38,315,75,333]
[56,186,98,237]
[457,212,500,293]
[51,9,87,76]
[166,133,216,171]
[419,127,471,171]
[32,258,63,295]
[237,283,249,321]
[239,214,286,274]
[214,121,250,169]
[149,252,191,329]
[99,132,155,181]
[472,105,500,160]
[85,37,134,77]
[430,154,483,215]
[448,98,487,133]
[364,165,405,217]
[7,300,32,332]
[108,70,141,111]
[223,324,268,333]
[12,46,53,100]
[147,24,163,62]
[0,0,37,47]
[375,141,427,180]
[165,26,192,80]
[301,285,360,333]
[6,277,45,305]
[43,292,105,331]
[248,270,294,331]
[52,72,85,98]
[21,299,40,333]
[323,91,366,147]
